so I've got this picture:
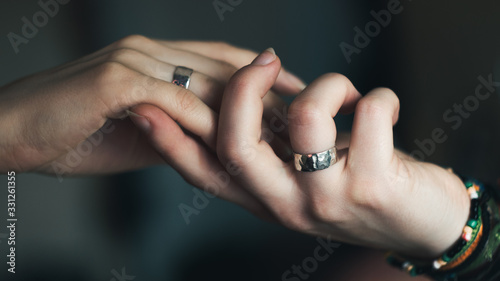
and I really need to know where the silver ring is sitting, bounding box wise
[294,146,337,172]
[172,66,193,89]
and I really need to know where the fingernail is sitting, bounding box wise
[252,48,277,66]
[284,70,307,90]
[127,110,151,133]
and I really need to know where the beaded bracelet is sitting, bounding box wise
[434,181,483,270]
[439,185,500,281]
[429,184,496,281]
[386,179,484,277]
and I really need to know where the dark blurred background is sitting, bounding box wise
[0,0,499,280]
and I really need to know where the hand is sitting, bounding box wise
[214,49,470,258]
[142,48,470,258]
[0,36,304,179]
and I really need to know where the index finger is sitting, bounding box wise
[159,40,306,94]
[217,49,281,152]
[217,49,294,204]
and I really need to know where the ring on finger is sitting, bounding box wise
[172,66,194,89]
[293,146,337,172]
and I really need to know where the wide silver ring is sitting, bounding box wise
[172,66,193,89]
[294,146,337,172]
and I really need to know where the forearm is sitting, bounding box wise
[0,85,25,173]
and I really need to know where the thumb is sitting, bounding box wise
[217,48,282,164]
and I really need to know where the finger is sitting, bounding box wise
[217,48,294,206]
[91,48,225,111]
[108,36,233,84]
[288,73,361,155]
[349,88,400,170]
[54,35,237,84]
[60,36,290,126]
[92,63,219,150]
[160,40,306,94]
[129,39,293,131]
[130,104,272,219]
[218,49,281,151]
[262,92,291,142]
[261,120,293,161]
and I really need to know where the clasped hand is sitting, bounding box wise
[140,48,470,259]
[0,36,470,259]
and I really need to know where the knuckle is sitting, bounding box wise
[288,100,324,126]
[356,87,400,118]
[105,48,139,63]
[355,96,386,118]
[110,47,142,61]
[114,34,150,48]
[321,72,350,83]
[346,178,390,211]
[386,88,401,111]
[91,62,136,111]
[375,87,400,105]
[93,61,131,92]
[319,72,351,90]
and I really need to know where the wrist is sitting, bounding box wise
[429,170,471,257]
[400,163,471,258]
[387,177,493,279]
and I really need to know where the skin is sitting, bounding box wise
[0,35,304,213]
[0,35,302,174]
[137,49,470,262]
[0,37,469,278]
